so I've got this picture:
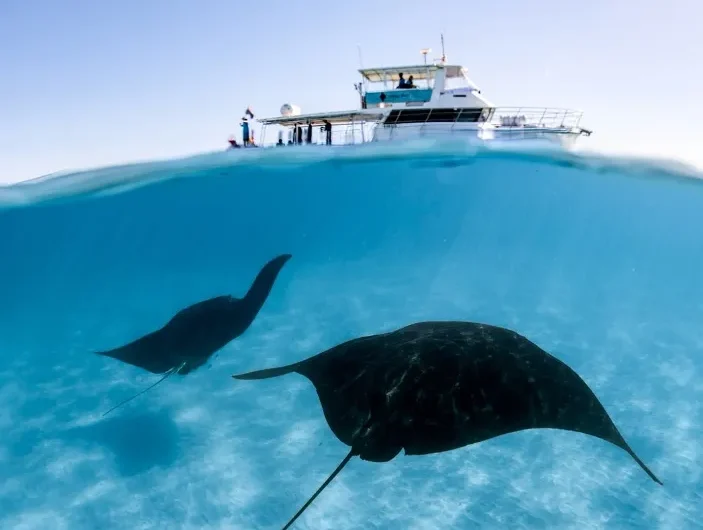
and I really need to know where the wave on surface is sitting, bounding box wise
[1,139,701,210]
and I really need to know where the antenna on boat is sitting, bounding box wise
[440,33,447,63]
[356,44,366,108]
[420,48,431,65]
[357,44,364,69]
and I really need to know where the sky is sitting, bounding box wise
[0,0,701,183]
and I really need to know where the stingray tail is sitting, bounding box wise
[605,421,663,485]
[242,253,292,315]
[280,450,355,530]
[622,443,663,485]
[232,361,301,380]
[102,362,185,417]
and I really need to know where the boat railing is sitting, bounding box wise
[379,106,586,141]
[379,106,583,131]
[488,107,584,130]
[258,121,376,147]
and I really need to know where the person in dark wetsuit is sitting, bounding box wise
[323,120,332,145]
[240,118,250,146]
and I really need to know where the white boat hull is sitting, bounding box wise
[371,122,588,149]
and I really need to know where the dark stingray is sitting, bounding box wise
[97,253,291,415]
[232,320,662,529]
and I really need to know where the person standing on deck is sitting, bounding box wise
[324,120,332,145]
[240,107,255,146]
[241,118,250,146]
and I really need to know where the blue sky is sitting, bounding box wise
[1,0,701,183]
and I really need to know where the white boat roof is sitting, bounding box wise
[359,64,465,82]
[258,109,385,127]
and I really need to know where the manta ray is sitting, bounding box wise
[97,253,291,415]
[233,320,662,529]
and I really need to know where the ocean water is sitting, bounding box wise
[0,141,701,529]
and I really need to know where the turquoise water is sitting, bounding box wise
[1,141,701,529]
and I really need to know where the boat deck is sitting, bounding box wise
[255,106,590,147]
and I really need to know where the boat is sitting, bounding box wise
[251,37,592,149]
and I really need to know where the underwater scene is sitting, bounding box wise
[0,141,701,529]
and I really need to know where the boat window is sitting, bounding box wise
[444,76,469,91]
[362,70,436,93]
[444,70,479,92]
[456,109,484,122]
[385,108,487,125]
[389,109,431,124]
[427,109,459,122]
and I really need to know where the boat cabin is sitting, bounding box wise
[357,64,492,110]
